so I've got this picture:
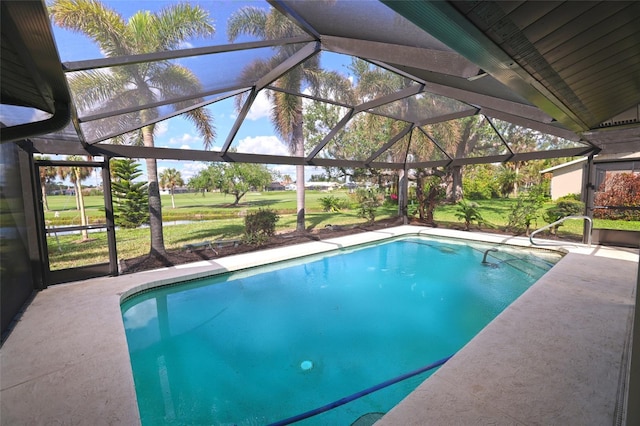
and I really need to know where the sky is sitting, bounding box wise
[46,0,357,184]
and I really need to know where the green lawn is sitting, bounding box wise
[44,191,638,270]
[44,190,351,224]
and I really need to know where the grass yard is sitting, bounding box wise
[43,191,638,270]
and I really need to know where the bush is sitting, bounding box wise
[593,173,640,220]
[243,208,279,245]
[506,184,546,235]
[383,193,399,206]
[319,195,348,212]
[354,188,383,223]
[463,165,499,200]
[455,199,484,231]
[542,197,584,234]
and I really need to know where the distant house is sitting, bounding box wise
[540,158,587,200]
[304,181,338,191]
[266,181,286,191]
[541,152,640,200]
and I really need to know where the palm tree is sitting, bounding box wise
[58,156,92,241]
[228,7,352,232]
[159,168,184,209]
[36,155,57,212]
[50,0,216,262]
[350,59,415,214]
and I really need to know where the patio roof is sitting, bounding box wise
[1,0,639,167]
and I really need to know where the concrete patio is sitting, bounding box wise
[1,226,637,425]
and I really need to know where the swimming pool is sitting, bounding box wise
[121,236,561,425]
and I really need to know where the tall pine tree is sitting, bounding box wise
[111,159,149,229]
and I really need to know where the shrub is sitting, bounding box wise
[354,188,383,223]
[319,195,348,212]
[542,197,584,234]
[383,193,399,206]
[455,199,484,231]
[243,208,279,245]
[506,184,546,235]
[593,173,640,220]
[463,165,499,200]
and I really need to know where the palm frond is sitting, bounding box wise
[184,107,217,150]
[147,64,202,98]
[128,11,161,53]
[264,8,307,39]
[49,0,131,57]
[154,3,215,50]
[227,6,268,42]
[68,70,129,112]
[271,91,301,148]
[306,69,355,105]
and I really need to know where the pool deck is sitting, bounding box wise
[1,226,638,425]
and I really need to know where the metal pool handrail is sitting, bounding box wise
[266,354,454,426]
[530,215,592,247]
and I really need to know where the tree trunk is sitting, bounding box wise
[143,126,167,262]
[398,169,409,224]
[41,183,49,211]
[74,171,89,241]
[170,189,176,209]
[447,166,463,202]
[425,188,438,224]
[416,172,425,221]
[293,110,305,233]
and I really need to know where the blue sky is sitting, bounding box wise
[48,0,357,183]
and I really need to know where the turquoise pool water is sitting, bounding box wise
[121,236,561,425]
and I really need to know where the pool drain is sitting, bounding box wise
[300,360,313,371]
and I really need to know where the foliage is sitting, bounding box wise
[159,169,184,191]
[228,6,352,232]
[49,0,216,258]
[58,155,93,240]
[319,195,348,212]
[354,188,383,223]
[496,166,519,198]
[462,164,499,200]
[593,173,640,220]
[45,192,640,270]
[542,195,585,234]
[35,155,57,211]
[187,170,212,196]
[506,184,546,235]
[414,172,445,223]
[111,159,149,229]
[217,163,272,205]
[454,199,484,231]
[383,192,398,207]
[159,168,184,208]
[243,208,279,245]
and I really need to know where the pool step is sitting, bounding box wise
[351,412,385,426]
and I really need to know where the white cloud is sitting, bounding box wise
[180,162,208,180]
[237,135,289,156]
[180,144,191,150]
[122,299,157,330]
[168,133,199,146]
[245,91,271,121]
[155,121,169,136]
